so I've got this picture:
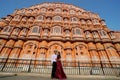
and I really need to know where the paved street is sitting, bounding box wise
[0,72,120,80]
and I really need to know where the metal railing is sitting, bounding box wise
[0,58,120,76]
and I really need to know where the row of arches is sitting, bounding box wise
[0,40,120,62]
[1,26,116,39]
[7,14,104,25]
[17,6,88,16]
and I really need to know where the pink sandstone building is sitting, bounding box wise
[0,2,120,65]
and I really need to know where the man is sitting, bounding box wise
[51,50,57,79]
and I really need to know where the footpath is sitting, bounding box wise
[0,72,120,80]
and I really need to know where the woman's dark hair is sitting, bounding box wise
[57,52,61,59]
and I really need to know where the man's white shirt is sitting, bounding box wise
[51,54,57,63]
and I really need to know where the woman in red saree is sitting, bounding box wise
[55,52,67,79]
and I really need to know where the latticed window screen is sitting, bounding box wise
[32,26,40,33]
[3,26,12,32]
[53,16,62,21]
[100,30,107,36]
[52,26,61,35]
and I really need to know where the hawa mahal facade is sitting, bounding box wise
[0,2,120,64]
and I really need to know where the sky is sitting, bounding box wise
[0,0,120,31]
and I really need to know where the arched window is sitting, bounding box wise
[70,10,75,14]
[87,20,92,24]
[32,26,40,33]
[100,30,107,36]
[22,28,27,33]
[46,17,52,22]
[43,29,49,35]
[65,30,70,35]
[52,26,61,35]
[81,19,86,24]
[28,17,34,21]
[76,28,81,34]
[28,9,33,13]
[3,26,9,32]
[14,15,20,19]
[37,16,44,21]
[109,32,116,39]
[92,31,99,38]
[22,17,27,21]
[63,17,68,22]
[73,28,82,35]
[34,8,38,12]
[40,8,47,13]
[55,8,62,13]
[3,26,12,32]
[22,42,37,59]
[13,28,20,34]
[5,16,12,21]
[85,31,91,37]
[63,9,67,13]
[78,11,82,15]
[93,19,99,24]
[21,9,26,14]
[48,8,53,12]
[71,17,78,22]
[53,16,62,21]
[75,44,89,62]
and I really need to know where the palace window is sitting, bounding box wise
[40,8,47,13]
[29,17,34,21]
[53,16,62,22]
[87,20,92,24]
[5,16,12,21]
[22,17,27,21]
[22,28,27,33]
[93,19,99,24]
[63,9,67,13]
[75,45,87,61]
[73,28,82,35]
[28,9,33,13]
[65,30,70,35]
[52,26,61,35]
[63,17,68,22]
[92,31,99,38]
[78,11,82,15]
[85,31,91,37]
[100,30,107,36]
[46,17,52,22]
[81,19,86,24]
[21,9,26,14]
[3,26,13,32]
[37,16,44,21]
[76,28,81,34]
[32,26,40,33]
[48,8,53,12]
[34,8,38,12]
[3,27,9,32]
[14,28,20,34]
[14,15,20,20]
[70,10,75,14]
[71,17,78,22]
[43,29,49,35]
[109,32,116,39]
[55,8,62,13]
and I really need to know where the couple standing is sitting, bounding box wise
[51,50,67,79]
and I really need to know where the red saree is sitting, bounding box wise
[55,60,67,79]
